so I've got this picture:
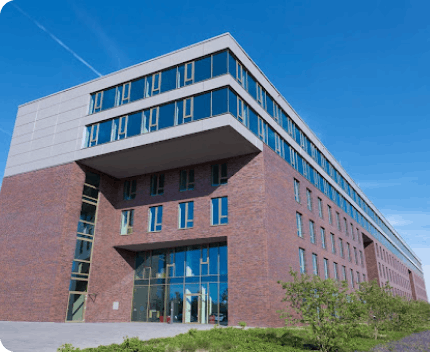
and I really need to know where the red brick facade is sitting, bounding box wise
[0,145,427,325]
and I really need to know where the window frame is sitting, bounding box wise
[120,209,134,235]
[318,198,323,218]
[211,196,228,226]
[296,212,303,238]
[211,163,228,186]
[312,253,319,276]
[123,179,137,200]
[299,248,306,274]
[178,201,194,229]
[184,61,194,85]
[148,205,163,232]
[309,220,315,244]
[294,179,300,203]
[179,169,195,191]
[330,233,336,254]
[306,189,312,211]
[150,174,165,196]
[320,227,326,249]
[324,258,329,279]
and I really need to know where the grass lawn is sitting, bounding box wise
[57,324,430,352]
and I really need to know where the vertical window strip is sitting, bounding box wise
[309,220,315,244]
[312,253,318,275]
[299,248,306,274]
[296,213,303,238]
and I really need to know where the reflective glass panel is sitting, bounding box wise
[102,87,117,110]
[212,51,227,77]
[74,240,92,261]
[186,246,200,277]
[193,93,211,121]
[175,247,185,277]
[161,67,177,93]
[194,56,211,83]
[132,286,148,322]
[228,89,237,117]
[66,293,85,321]
[97,120,113,145]
[211,88,228,116]
[130,78,145,102]
[72,261,90,275]
[158,102,176,130]
[127,112,142,137]
[69,279,88,292]
[209,244,218,275]
[148,285,165,322]
[219,243,227,275]
[80,202,96,223]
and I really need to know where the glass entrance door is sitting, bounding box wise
[183,293,208,324]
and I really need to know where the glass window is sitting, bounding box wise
[228,51,236,78]
[350,269,355,288]
[212,88,228,116]
[130,77,145,102]
[211,197,228,225]
[127,112,142,138]
[97,120,113,145]
[354,247,358,264]
[309,220,315,244]
[179,201,194,229]
[347,243,351,262]
[80,202,97,223]
[267,125,276,151]
[296,213,303,238]
[186,245,200,277]
[150,174,164,196]
[336,212,341,230]
[118,82,131,106]
[327,205,332,224]
[194,56,211,83]
[148,206,163,232]
[212,51,228,77]
[320,228,326,249]
[121,209,134,235]
[330,233,336,254]
[299,248,306,274]
[123,180,137,200]
[294,179,300,203]
[237,97,247,125]
[152,72,161,95]
[102,86,117,110]
[249,108,258,136]
[74,239,92,262]
[212,163,227,186]
[333,262,339,281]
[342,265,347,281]
[248,74,257,100]
[228,88,237,118]
[339,238,344,258]
[312,253,318,276]
[161,67,177,93]
[158,102,176,130]
[266,95,274,117]
[306,189,312,211]
[179,169,194,191]
[324,258,329,279]
[318,198,323,218]
[219,243,227,275]
[184,62,194,86]
[193,92,211,121]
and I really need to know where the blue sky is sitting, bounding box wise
[0,0,429,295]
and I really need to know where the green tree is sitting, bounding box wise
[356,280,395,339]
[278,268,362,352]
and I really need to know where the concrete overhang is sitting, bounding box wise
[115,236,228,252]
[75,114,263,179]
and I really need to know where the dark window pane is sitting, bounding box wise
[161,67,177,93]
[268,125,276,151]
[249,109,258,136]
[97,120,112,145]
[266,95,274,117]
[212,164,219,185]
[127,112,142,137]
[212,199,219,225]
[212,88,228,116]
[228,89,237,117]
[177,65,185,88]
[179,170,187,191]
[83,185,98,200]
[212,51,227,77]
[72,261,90,274]
[194,56,212,83]
[130,78,145,102]
[74,240,92,261]
[80,202,97,222]
[66,294,85,321]
[158,103,175,130]
[193,93,211,121]
[69,279,88,292]
[77,221,94,235]
[102,87,117,110]
[131,286,149,322]
[228,52,236,78]
[248,75,257,100]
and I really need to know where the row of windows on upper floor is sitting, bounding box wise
[375,242,410,277]
[226,52,420,269]
[89,50,229,114]
[120,196,228,234]
[83,86,419,274]
[86,47,420,269]
[298,248,365,289]
[295,210,365,268]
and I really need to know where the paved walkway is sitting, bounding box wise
[0,321,216,352]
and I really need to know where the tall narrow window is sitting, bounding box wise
[342,265,347,281]
[294,179,300,203]
[296,213,303,238]
[148,206,163,232]
[211,197,228,225]
[357,228,361,243]
[256,82,264,107]
[179,169,194,191]
[318,198,323,218]
[306,189,312,211]
[324,258,329,279]
[258,117,267,142]
[114,115,127,140]
[185,62,194,85]
[357,271,360,284]
[339,238,344,258]
[123,180,137,200]
[150,174,165,196]
[237,97,246,124]
[354,247,358,264]
[120,209,134,235]
[236,61,244,86]
[333,262,339,281]
[320,228,326,249]
[178,201,194,229]
[350,269,355,288]
[336,212,341,230]
[275,133,283,157]
[152,72,161,95]
[299,248,306,274]
[88,124,99,147]
[309,220,315,244]
[344,218,348,236]
[312,253,319,275]
[327,205,332,224]
[350,223,355,240]
[120,82,131,105]
[93,91,103,113]
[149,107,159,132]
[330,233,336,254]
[211,163,228,186]
[290,148,298,170]
[347,243,351,262]
[183,97,194,123]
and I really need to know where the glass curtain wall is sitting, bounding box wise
[132,242,228,325]
[66,171,100,321]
